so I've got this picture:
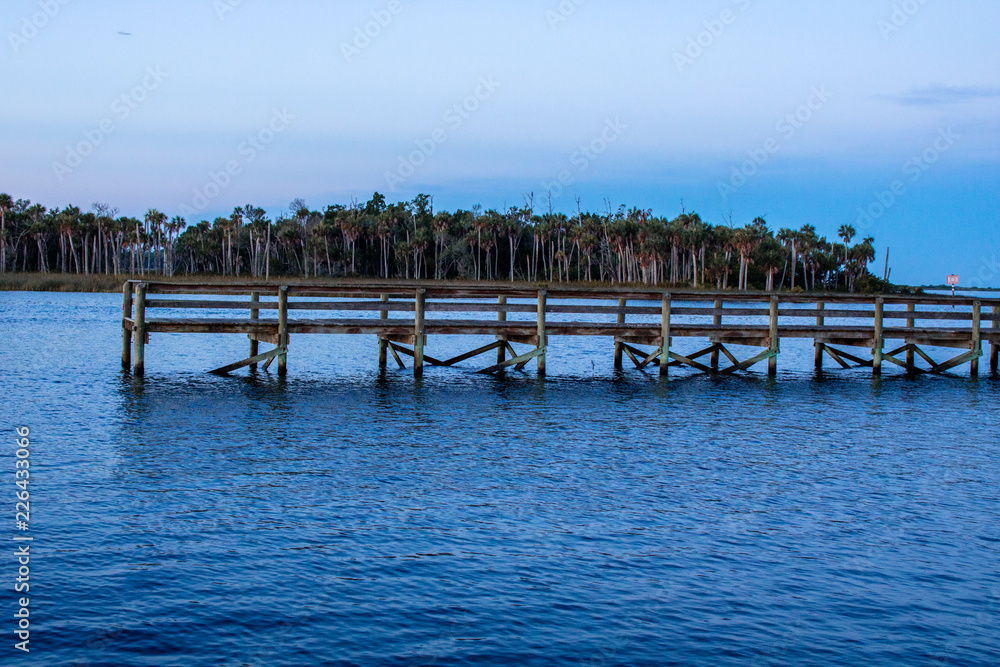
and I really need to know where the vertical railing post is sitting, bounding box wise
[660,293,671,377]
[768,296,779,376]
[277,286,288,376]
[905,302,916,371]
[132,283,147,377]
[121,282,133,370]
[991,305,999,375]
[497,295,507,365]
[249,291,260,371]
[378,294,389,371]
[414,289,426,378]
[711,299,722,369]
[971,301,981,377]
[536,290,547,376]
[614,298,626,369]
[873,297,884,376]
[814,301,825,370]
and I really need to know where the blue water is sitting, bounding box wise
[3,291,999,666]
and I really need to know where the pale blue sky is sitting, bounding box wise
[2,0,998,285]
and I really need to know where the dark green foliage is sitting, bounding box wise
[0,191,888,292]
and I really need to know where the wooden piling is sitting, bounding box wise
[414,289,426,378]
[970,301,981,377]
[906,303,916,371]
[711,299,722,369]
[614,298,626,369]
[277,287,288,376]
[992,305,999,375]
[660,293,671,377]
[132,283,147,377]
[873,297,884,376]
[121,282,132,370]
[378,294,389,370]
[768,296,778,376]
[497,296,507,365]
[249,292,260,371]
[536,290,547,375]
[814,301,824,370]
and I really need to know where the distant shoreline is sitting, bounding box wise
[0,272,979,295]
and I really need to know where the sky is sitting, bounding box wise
[2,0,998,286]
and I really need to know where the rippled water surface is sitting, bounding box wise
[4,291,1000,666]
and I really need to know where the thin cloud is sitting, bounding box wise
[882,84,1000,106]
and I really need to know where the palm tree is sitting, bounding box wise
[144,209,167,274]
[755,237,785,292]
[776,228,797,289]
[0,193,12,273]
[837,224,856,287]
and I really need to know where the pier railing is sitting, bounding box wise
[121,280,1000,378]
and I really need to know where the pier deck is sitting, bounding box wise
[120,280,1000,378]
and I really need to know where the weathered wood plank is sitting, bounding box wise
[931,349,983,374]
[824,346,874,367]
[971,301,981,376]
[248,333,280,345]
[121,282,133,370]
[249,292,260,370]
[906,303,916,371]
[718,344,739,366]
[277,287,288,376]
[873,297,884,376]
[378,294,389,371]
[769,296,779,376]
[477,346,546,374]
[814,302,825,370]
[614,298,626,369]
[440,341,504,367]
[622,344,643,369]
[720,347,777,375]
[668,351,716,375]
[660,293,671,377]
[388,342,446,367]
[210,347,283,375]
[822,345,853,369]
[389,342,406,369]
[414,289,426,378]
[992,305,999,375]
[711,299,722,369]
[132,283,147,376]
[537,290,547,375]
[912,345,937,366]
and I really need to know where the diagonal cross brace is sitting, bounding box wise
[211,347,285,375]
[478,347,546,374]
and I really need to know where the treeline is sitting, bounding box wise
[0,191,888,292]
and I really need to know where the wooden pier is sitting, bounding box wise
[120,280,1000,378]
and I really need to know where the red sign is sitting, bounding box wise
[946,275,960,286]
